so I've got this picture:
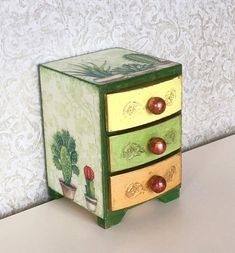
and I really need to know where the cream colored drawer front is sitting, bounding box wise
[106,76,181,132]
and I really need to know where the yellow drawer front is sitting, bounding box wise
[106,76,182,132]
[110,153,181,211]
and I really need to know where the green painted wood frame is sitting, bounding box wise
[98,63,182,228]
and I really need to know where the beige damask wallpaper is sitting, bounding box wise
[0,0,234,218]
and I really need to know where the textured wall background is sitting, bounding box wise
[0,0,235,218]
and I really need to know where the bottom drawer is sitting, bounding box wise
[110,153,182,211]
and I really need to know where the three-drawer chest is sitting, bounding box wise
[39,48,182,228]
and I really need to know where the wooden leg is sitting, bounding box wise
[48,187,63,200]
[97,210,127,229]
[158,187,180,203]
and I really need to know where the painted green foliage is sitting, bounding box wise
[113,53,168,75]
[69,62,113,78]
[123,53,163,64]
[51,130,79,186]
[68,53,170,79]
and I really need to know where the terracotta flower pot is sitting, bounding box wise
[85,194,97,212]
[59,179,77,200]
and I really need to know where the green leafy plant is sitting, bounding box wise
[51,130,79,186]
[66,53,170,80]
[113,63,154,75]
[123,53,167,65]
[84,166,95,199]
[113,53,170,75]
[68,61,113,79]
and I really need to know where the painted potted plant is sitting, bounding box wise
[84,165,97,212]
[68,61,124,83]
[67,53,171,84]
[114,53,171,77]
[51,130,79,200]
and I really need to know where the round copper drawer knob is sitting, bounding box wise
[149,137,167,155]
[147,97,166,114]
[148,175,167,193]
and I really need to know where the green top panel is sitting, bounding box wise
[41,48,181,89]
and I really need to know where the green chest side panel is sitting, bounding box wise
[109,115,182,172]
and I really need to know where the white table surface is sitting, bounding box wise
[0,135,235,253]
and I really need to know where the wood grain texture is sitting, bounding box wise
[106,76,181,132]
[109,115,181,172]
[110,153,182,211]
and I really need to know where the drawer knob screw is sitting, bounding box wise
[149,137,167,155]
[148,175,167,193]
[147,97,166,114]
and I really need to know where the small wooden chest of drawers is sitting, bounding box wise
[39,48,182,228]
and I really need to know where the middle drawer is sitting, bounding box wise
[108,114,181,172]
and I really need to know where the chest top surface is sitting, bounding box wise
[41,48,181,86]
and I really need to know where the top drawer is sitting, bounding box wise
[106,76,182,132]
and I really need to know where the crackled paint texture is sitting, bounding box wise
[0,0,235,218]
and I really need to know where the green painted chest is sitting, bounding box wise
[39,48,182,228]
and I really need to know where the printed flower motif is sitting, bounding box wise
[164,129,177,144]
[165,89,176,106]
[164,166,177,182]
[84,165,94,181]
[125,182,145,198]
[123,101,142,117]
[122,143,145,160]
